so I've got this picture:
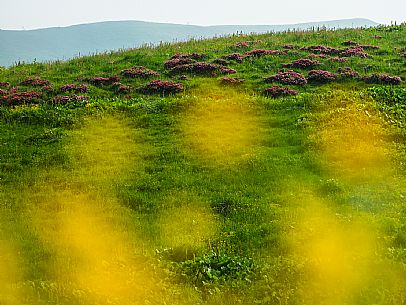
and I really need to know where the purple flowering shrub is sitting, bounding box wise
[138,80,184,95]
[164,58,196,69]
[244,49,281,57]
[363,74,402,85]
[283,58,320,69]
[41,85,54,93]
[223,53,245,63]
[170,62,235,76]
[121,66,159,78]
[337,67,360,79]
[0,91,43,106]
[265,70,307,85]
[170,53,205,60]
[307,70,337,83]
[111,82,131,94]
[20,78,50,87]
[220,77,244,85]
[340,47,369,58]
[59,84,88,93]
[301,45,339,54]
[264,86,298,98]
[90,76,120,86]
[0,82,10,88]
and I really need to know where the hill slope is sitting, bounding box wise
[0,18,378,67]
[0,24,405,305]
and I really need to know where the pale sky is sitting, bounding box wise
[0,0,405,30]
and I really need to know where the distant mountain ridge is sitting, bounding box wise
[0,18,379,67]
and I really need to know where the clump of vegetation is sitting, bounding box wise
[301,45,339,54]
[337,67,360,79]
[283,58,320,69]
[220,77,244,85]
[363,73,402,84]
[340,46,369,58]
[170,62,236,76]
[265,85,298,97]
[223,52,245,62]
[307,70,337,83]
[20,77,50,86]
[120,66,159,78]
[59,84,88,93]
[89,75,120,86]
[138,79,184,95]
[265,70,307,85]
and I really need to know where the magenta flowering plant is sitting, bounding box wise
[20,78,50,87]
[164,58,196,69]
[59,84,88,93]
[264,86,298,98]
[41,85,54,93]
[301,45,339,55]
[0,91,43,106]
[169,62,235,76]
[138,80,184,95]
[170,52,205,60]
[340,47,369,58]
[220,77,244,85]
[337,67,359,79]
[234,41,250,48]
[282,44,297,49]
[283,58,320,69]
[244,49,281,57]
[89,76,120,86]
[116,85,131,94]
[363,74,402,85]
[223,53,245,63]
[265,70,307,85]
[121,66,159,78]
[0,82,10,88]
[307,70,337,83]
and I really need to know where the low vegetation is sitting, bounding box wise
[0,23,405,305]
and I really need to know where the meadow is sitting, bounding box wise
[0,24,405,304]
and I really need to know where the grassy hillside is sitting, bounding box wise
[0,18,378,67]
[0,24,405,305]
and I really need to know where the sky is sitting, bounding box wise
[0,0,405,30]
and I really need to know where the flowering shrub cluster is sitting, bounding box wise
[0,89,7,95]
[170,62,235,75]
[223,53,245,62]
[0,91,42,106]
[0,82,10,88]
[301,45,338,54]
[138,80,184,95]
[328,57,348,62]
[220,77,244,85]
[50,95,87,104]
[20,78,50,86]
[90,76,120,86]
[164,58,196,69]
[244,49,281,57]
[264,86,298,98]
[307,53,328,59]
[363,74,402,85]
[112,82,131,94]
[342,40,359,46]
[283,58,320,69]
[337,67,359,79]
[170,52,205,60]
[340,47,369,58]
[265,70,307,85]
[307,70,337,83]
[59,84,88,93]
[400,52,406,58]
[121,66,159,78]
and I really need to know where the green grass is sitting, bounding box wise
[0,24,405,304]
